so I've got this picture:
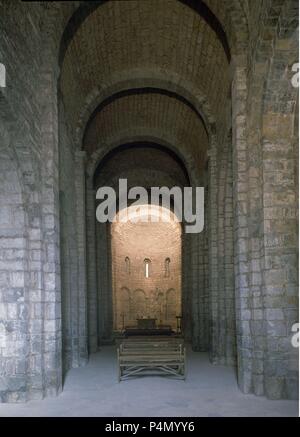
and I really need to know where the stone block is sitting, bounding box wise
[265,308,285,320]
[265,321,287,337]
[265,376,285,399]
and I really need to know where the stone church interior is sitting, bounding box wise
[0,0,299,417]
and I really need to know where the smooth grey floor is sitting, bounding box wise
[0,346,298,417]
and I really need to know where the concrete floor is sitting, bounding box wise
[0,346,298,417]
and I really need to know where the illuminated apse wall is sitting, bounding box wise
[111,205,182,331]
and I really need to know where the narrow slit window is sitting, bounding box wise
[144,259,151,278]
[165,258,171,278]
[125,256,130,275]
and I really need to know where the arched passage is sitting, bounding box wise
[111,205,182,332]
[55,0,281,401]
[89,142,195,346]
[45,0,300,403]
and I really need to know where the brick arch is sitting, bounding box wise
[58,0,231,139]
[83,91,210,188]
[58,0,233,67]
[96,173,184,204]
[57,0,250,64]
[86,133,201,188]
[84,87,209,141]
[93,145,189,195]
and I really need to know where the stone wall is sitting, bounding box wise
[58,98,88,372]
[0,0,298,403]
[0,1,63,401]
[96,222,113,343]
[232,0,299,400]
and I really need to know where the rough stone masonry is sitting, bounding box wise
[0,0,298,403]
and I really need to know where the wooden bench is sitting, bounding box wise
[117,337,186,382]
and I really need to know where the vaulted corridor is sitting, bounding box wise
[0,0,298,412]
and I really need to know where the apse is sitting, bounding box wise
[111,205,182,332]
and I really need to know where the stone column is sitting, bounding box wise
[182,232,192,341]
[208,137,219,364]
[215,137,236,366]
[244,61,266,396]
[86,178,98,353]
[261,64,298,399]
[39,59,63,398]
[223,141,236,365]
[231,55,253,392]
[189,169,209,352]
[191,230,200,350]
[96,222,113,343]
[216,141,228,364]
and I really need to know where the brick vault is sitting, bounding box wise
[0,0,298,402]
